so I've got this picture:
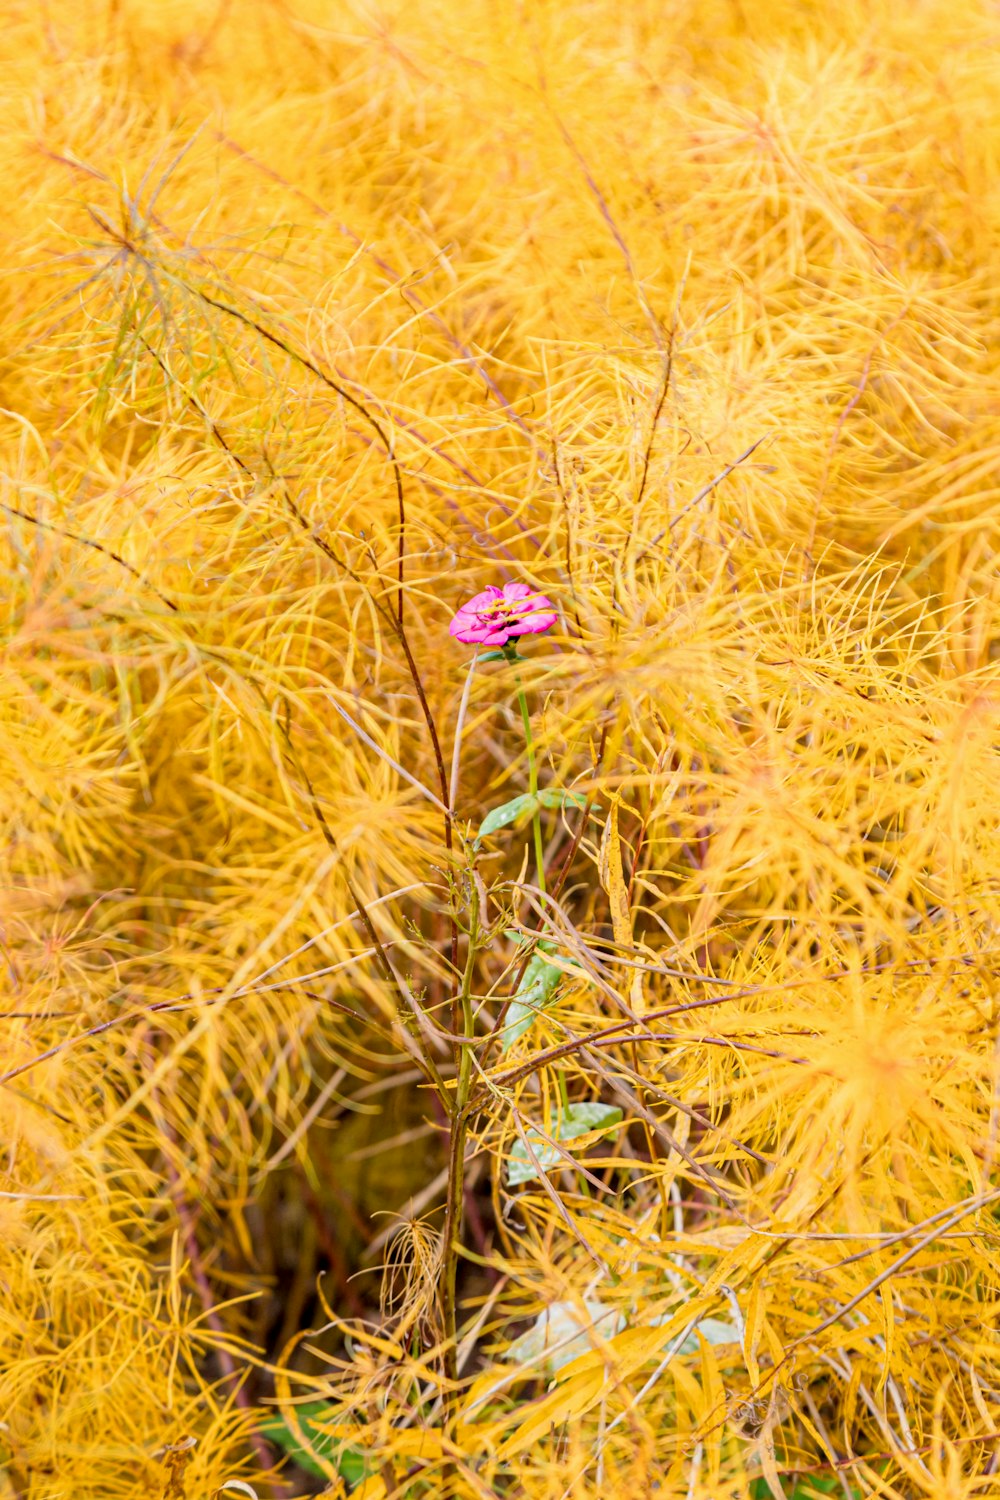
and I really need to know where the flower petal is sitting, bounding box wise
[501,582,533,601]
[508,610,557,636]
[450,615,493,642]
[464,587,503,611]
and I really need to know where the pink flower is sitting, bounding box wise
[449,582,557,647]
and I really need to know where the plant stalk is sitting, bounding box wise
[511,658,546,898]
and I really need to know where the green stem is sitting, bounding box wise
[513,668,546,898]
[511,652,568,1110]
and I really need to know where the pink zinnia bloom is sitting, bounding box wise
[449,582,558,646]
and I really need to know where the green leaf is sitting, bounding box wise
[675,1316,740,1352]
[478,788,594,843]
[477,793,539,840]
[645,1307,740,1351]
[503,1298,626,1372]
[508,1102,623,1185]
[336,1449,373,1489]
[749,1479,861,1500]
[501,950,564,1053]
[503,929,557,953]
[259,1403,370,1486]
[476,649,509,663]
[536,788,591,812]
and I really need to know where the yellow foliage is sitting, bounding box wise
[3,0,1000,1496]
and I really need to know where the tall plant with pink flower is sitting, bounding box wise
[438,576,611,1414]
[449,580,569,898]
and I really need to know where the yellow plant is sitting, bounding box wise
[2,1,1000,1497]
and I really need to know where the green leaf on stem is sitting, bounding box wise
[749,1480,862,1500]
[536,788,591,812]
[503,929,557,953]
[508,1102,623,1185]
[502,1299,626,1372]
[478,788,593,843]
[478,792,540,839]
[645,1312,740,1351]
[501,934,586,1051]
[259,1404,370,1486]
[501,950,564,1052]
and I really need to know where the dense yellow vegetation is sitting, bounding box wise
[3,1,1000,1496]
